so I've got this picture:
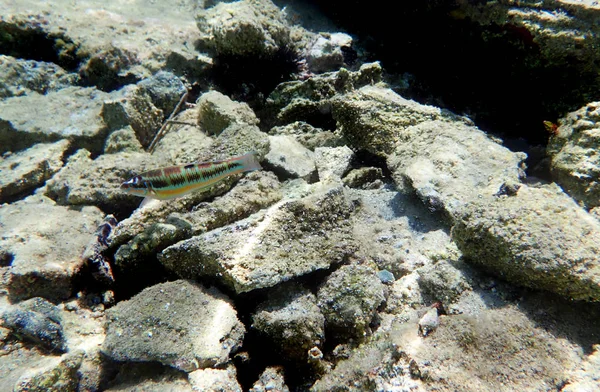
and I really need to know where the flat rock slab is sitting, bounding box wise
[44,149,159,214]
[159,186,356,293]
[265,135,317,181]
[0,195,104,301]
[102,280,245,372]
[452,184,600,301]
[0,140,70,203]
[0,87,110,154]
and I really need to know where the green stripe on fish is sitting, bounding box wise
[120,152,262,200]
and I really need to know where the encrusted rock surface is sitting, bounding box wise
[0,87,110,154]
[44,149,158,213]
[159,186,356,293]
[547,101,600,209]
[0,195,104,301]
[102,280,245,372]
[0,55,77,99]
[197,90,259,135]
[1,297,66,352]
[265,134,317,181]
[188,366,242,392]
[452,184,600,301]
[196,0,290,57]
[317,263,386,340]
[0,140,70,202]
[252,284,325,363]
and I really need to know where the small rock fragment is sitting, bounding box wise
[249,366,289,392]
[197,90,259,135]
[265,134,317,181]
[1,298,66,352]
[314,146,354,183]
[252,284,325,363]
[0,140,70,202]
[188,366,242,392]
[317,263,386,340]
[306,32,354,73]
[418,307,439,337]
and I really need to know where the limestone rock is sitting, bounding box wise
[452,184,600,301]
[188,366,242,392]
[137,71,187,115]
[269,121,345,151]
[44,149,158,213]
[547,101,600,209]
[252,284,325,362]
[317,263,386,340]
[0,55,77,99]
[306,33,354,73]
[314,146,353,183]
[159,186,356,293]
[1,297,66,352]
[102,280,245,372]
[1,195,104,301]
[197,90,259,135]
[0,87,110,154]
[104,126,144,154]
[249,367,289,392]
[0,140,70,203]
[196,0,290,56]
[102,85,164,148]
[13,351,83,392]
[265,135,317,181]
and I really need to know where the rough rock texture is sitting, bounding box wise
[452,184,600,301]
[1,297,66,352]
[101,85,164,148]
[0,87,110,154]
[249,367,289,392]
[306,32,353,73]
[252,284,325,363]
[392,306,579,392]
[103,126,144,154]
[547,101,600,209]
[188,366,242,392]
[266,62,383,126]
[13,351,83,392]
[455,0,600,76]
[317,263,386,340]
[417,260,475,305]
[265,134,317,181]
[269,121,345,151]
[0,55,78,99]
[342,167,384,189]
[197,90,259,135]
[335,86,526,219]
[103,363,192,392]
[159,186,356,293]
[0,195,104,301]
[137,71,187,115]
[564,344,600,392]
[0,140,70,203]
[109,171,282,249]
[314,146,353,183]
[44,149,158,213]
[1,0,204,87]
[103,280,245,372]
[196,0,290,56]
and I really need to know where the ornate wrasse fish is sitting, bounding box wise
[120,152,261,200]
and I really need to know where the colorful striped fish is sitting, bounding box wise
[120,152,261,200]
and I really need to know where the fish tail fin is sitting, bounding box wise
[239,151,262,172]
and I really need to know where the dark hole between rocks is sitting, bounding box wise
[0,251,14,267]
[304,0,600,173]
[208,46,302,108]
[0,23,80,71]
